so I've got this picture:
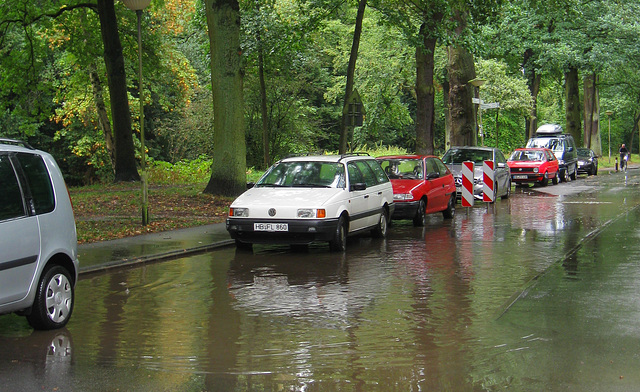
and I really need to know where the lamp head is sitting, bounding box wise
[121,0,151,11]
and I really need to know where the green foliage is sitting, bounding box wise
[148,155,212,184]
[4,0,640,184]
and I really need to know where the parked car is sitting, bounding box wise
[577,148,598,175]
[376,155,456,225]
[0,139,78,330]
[507,148,559,186]
[442,146,511,201]
[226,154,395,251]
[525,124,578,182]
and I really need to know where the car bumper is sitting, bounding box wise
[577,163,594,173]
[226,217,340,245]
[511,173,546,183]
[455,184,484,200]
[390,200,420,220]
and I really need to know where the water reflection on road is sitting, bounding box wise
[2,172,640,391]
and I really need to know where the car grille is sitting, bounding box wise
[512,167,536,173]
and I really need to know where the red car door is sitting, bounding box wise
[423,158,448,213]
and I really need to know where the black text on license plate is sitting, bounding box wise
[254,223,288,232]
[513,175,528,180]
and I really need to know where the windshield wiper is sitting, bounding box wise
[256,183,287,187]
[291,183,331,188]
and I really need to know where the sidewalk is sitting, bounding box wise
[77,223,233,275]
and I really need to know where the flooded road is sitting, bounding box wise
[1,170,640,391]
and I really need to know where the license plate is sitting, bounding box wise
[513,175,528,180]
[254,223,288,232]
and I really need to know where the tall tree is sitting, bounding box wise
[339,0,367,154]
[564,66,581,144]
[447,7,476,146]
[204,0,247,196]
[583,72,600,152]
[415,21,439,154]
[96,0,140,181]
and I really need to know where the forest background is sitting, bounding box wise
[2,0,640,194]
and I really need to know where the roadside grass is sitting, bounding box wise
[71,181,233,244]
[597,153,638,170]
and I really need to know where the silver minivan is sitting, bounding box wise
[0,139,78,329]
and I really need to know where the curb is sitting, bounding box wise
[78,239,235,276]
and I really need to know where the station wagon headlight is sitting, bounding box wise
[297,209,326,218]
[230,207,249,217]
[394,193,414,201]
[533,167,539,173]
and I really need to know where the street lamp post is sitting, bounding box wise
[122,0,151,226]
[606,110,613,164]
[470,78,486,146]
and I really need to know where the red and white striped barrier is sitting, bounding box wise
[461,161,474,207]
[483,160,495,203]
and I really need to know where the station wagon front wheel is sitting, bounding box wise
[329,216,347,252]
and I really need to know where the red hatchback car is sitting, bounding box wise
[507,148,559,186]
[377,155,456,226]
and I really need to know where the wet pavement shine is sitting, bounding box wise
[1,169,640,391]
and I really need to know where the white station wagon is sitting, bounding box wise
[226,154,395,251]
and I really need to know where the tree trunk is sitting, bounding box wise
[257,29,270,168]
[443,77,451,150]
[415,23,436,155]
[339,0,366,154]
[96,0,140,182]
[583,72,601,154]
[564,66,582,145]
[447,8,476,147]
[203,0,247,196]
[89,64,116,172]
[523,49,540,139]
[447,46,476,147]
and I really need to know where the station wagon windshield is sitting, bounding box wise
[256,161,346,188]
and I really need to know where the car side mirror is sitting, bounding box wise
[426,173,439,180]
[246,182,255,189]
[350,183,367,191]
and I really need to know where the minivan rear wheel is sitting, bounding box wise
[27,265,74,330]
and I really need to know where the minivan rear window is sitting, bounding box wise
[16,153,55,214]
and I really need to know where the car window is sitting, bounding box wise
[0,155,26,221]
[425,158,438,178]
[378,158,423,179]
[347,162,364,186]
[354,161,378,187]
[16,153,55,215]
[528,137,562,152]
[495,150,506,163]
[434,159,449,177]
[256,161,345,188]
[365,160,389,184]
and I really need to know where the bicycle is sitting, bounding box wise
[621,153,630,172]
